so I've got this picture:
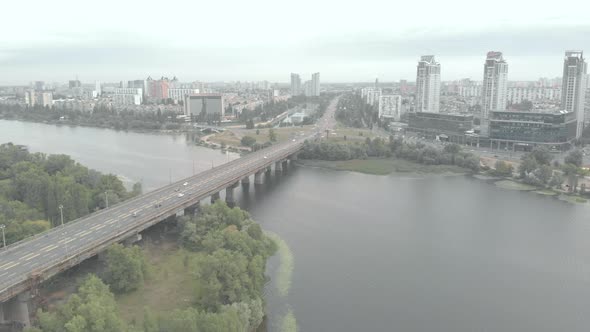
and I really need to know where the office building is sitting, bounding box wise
[507,87,561,104]
[113,88,143,105]
[408,112,473,141]
[415,55,441,113]
[481,51,508,136]
[184,94,224,118]
[378,95,403,121]
[168,88,200,102]
[489,110,576,146]
[561,51,587,138]
[290,73,301,96]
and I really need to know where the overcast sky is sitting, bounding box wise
[1,0,589,84]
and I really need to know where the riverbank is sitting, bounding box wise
[297,158,470,175]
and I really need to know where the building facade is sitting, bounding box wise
[25,91,53,107]
[561,51,587,138]
[408,112,473,140]
[489,110,576,145]
[168,88,200,102]
[507,87,561,104]
[378,95,402,121]
[481,51,509,136]
[290,73,301,96]
[415,55,441,113]
[113,88,143,105]
[311,72,320,97]
[184,94,224,118]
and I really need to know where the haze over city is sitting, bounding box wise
[1,0,589,84]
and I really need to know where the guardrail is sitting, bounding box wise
[0,140,305,302]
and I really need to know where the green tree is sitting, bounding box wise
[104,244,147,293]
[565,149,584,167]
[34,275,127,332]
[530,146,552,165]
[240,136,256,147]
[268,129,277,142]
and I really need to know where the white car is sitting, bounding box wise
[178,193,184,197]
[132,212,138,217]
[183,182,188,186]
[264,156,268,159]
[292,139,296,142]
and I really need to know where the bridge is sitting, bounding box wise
[0,96,338,329]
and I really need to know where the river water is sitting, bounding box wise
[2,119,590,331]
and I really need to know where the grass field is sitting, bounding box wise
[297,158,468,176]
[116,238,200,324]
[208,126,315,147]
[494,180,538,191]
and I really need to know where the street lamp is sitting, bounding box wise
[58,204,64,227]
[0,224,5,250]
[104,191,109,209]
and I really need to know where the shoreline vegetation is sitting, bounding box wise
[26,201,278,332]
[297,138,589,205]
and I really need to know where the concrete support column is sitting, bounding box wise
[290,153,299,161]
[275,161,283,174]
[282,160,288,171]
[225,187,234,205]
[266,166,272,174]
[0,303,5,324]
[4,291,31,328]
[211,192,220,203]
[254,171,264,185]
[241,176,250,185]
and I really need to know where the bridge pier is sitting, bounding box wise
[225,182,239,206]
[282,160,288,171]
[254,171,264,185]
[241,176,250,185]
[184,201,200,216]
[275,161,283,174]
[211,192,220,204]
[1,291,31,328]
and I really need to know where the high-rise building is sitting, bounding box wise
[95,81,102,96]
[25,90,53,107]
[561,51,587,138]
[147,77,171,100]
[378,95,403,121]
[69,80,81,89]
[415,55,441,113]
[311,72,320,96]
[481,51,508,137]
[34,81,45,91]
[290,73,301,96]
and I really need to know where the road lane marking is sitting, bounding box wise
[93,224,105,231]
[78,230,92,237]
[106,219,116,224]
[20,253,37,260]
[63,238,76,244]
[2,262,19,270]
[25,253,40,261]
[40,244,58,252]
[73,230,86,237]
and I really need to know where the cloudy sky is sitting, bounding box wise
[1,0,589,84]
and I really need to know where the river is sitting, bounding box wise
[2,119,590,331]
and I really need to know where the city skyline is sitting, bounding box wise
[1,0,589,84]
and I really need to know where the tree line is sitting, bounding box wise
[0,104,183,132]
[0,143,140,245]
[300,137,481,172]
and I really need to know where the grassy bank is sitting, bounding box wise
[115,238,200,324]
[297,158,469,175]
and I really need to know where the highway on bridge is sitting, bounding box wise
[0,96,339,303]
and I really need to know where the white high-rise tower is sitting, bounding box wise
[481,51,508,137]
[561,50,587,138]
[415,55,441,113]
